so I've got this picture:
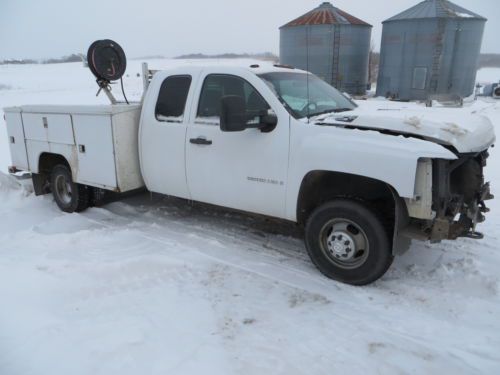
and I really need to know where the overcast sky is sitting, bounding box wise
[0,0,498,60]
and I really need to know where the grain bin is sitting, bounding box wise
[280,2,372,95]
[376,0,487,101]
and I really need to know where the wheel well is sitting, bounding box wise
[31,153,71,196]
[297,171,397,235]
[38,153,69,175]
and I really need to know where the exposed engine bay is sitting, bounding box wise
[406,150,494,242]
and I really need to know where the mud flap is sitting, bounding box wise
[32,173,50,196]
[392,190,412,255]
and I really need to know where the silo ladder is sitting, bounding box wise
[429,18,446,93]
[332,25,341,89]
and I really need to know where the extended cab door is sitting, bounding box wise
[140,69,200,199]
[185,68,290,219]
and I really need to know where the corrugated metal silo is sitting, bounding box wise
[376,0,487,101]
[280,2,372,95]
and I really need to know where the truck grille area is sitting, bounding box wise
[429,150,493,241]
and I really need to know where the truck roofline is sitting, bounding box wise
[156,64,308,75]
[140,62,310,94]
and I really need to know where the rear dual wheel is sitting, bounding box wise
[50,165,90,213]
[305,199,394,286]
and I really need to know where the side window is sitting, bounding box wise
[155,75,192,122]
[197,74,270,122]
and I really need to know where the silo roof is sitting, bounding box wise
[280,2,371,28]
[384,0,487,22]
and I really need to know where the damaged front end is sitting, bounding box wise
[405,150,494,242]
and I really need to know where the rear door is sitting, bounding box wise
[140,69,200,199]
[185,69,290,219]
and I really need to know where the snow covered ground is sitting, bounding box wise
[1,62,500,374]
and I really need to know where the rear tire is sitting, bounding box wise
[50,165,89,213]
[305,199,394,286]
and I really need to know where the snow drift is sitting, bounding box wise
[0,171,20,192]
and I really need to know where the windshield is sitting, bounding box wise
[259,72,356,119]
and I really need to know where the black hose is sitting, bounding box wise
[120,77,129,105]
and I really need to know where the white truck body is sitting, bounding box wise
[4,64,496,285]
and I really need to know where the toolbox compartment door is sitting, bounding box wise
[22,113,74,145]
[5,112,29,170]
[72,114,118,190]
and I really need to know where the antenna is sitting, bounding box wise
[306,25,310,123]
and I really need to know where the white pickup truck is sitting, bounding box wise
[4,64,495,285]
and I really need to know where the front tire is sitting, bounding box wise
[50,165,89,213]
[305,199,393,286]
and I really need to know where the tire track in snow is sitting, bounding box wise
[78,203,500,370]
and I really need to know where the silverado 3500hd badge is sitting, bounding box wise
[247,177,285,186]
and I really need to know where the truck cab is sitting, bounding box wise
[140,66,293,219]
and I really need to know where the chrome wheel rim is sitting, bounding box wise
[55,174,72,205]
[319,218,369,269]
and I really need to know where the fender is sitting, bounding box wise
[285,121,457,222]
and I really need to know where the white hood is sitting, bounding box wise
[316,106,496,153]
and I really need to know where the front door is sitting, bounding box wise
[186,69,290,219]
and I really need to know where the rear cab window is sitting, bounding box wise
[155,75,192,123]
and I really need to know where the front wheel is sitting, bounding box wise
[305,199,394,286]
[50,165,89,213]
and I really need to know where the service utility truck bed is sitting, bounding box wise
[5,104,144,193]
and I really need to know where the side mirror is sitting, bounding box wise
[220,95,248,132]
[220,95,278,133]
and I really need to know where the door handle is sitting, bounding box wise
[190,137,212,146]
